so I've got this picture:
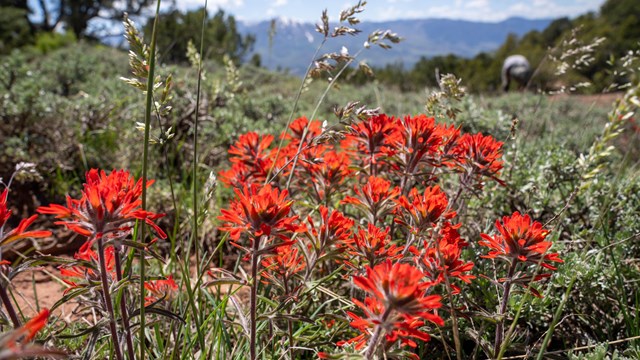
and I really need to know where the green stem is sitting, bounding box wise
[284,279,294,360]
[114,249,135,360]
[437,248,463,360]
[139,1,162,358]
[192,0,207,282]
[494,260,518,357]
[249,236,263,360]
[98,237,124,360]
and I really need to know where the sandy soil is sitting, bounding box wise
[9,263,80,320]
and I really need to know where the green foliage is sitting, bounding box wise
[33,31,77,54]
[569,343,635,360]
[0,6,33,54]
[146,8,255,64]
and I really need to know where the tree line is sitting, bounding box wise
[0,1,255,65]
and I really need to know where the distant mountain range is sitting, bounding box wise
[238,17,552,74]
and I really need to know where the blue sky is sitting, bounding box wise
[171,0,606,22]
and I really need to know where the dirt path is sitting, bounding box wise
[548,92,623,108]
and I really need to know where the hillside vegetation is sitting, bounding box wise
[0,1,639,359]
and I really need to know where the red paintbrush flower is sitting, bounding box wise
[344,223,402,268]
[261,244,305,285]
[480,212,563,270]
[338,297,385,350]
[434,123,463,168]
[281,116,322,145]
[306,150,353,202]
[395,185,455,233]
[22,308,49,342]
[390,114,442,172]
[303,206,354,276]
[353,260,442,316]
[307,206,354,249]
[412,224,475,294]
[0,308,64,358]
[218,183,304,248]
[3,308,51,345]
[144,275,179,305]
[344,113,400,172]
[224,132,275,186]
[453,132,505,187]
[219,163,251,187]
[342,176,400,224]
[228,132,274,167]
[339,261,443,354]
[0,189,51,246]
[340,299,445,352]
[284,142,329,187]
[37,169,166,240]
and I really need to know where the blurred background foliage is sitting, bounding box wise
[1,0,639,356]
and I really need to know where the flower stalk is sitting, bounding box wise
[114,248,135,360]
[0,284,20,328]
[250,235,264,360]
[494,260,518,355]
[97,236,124,360]
[139,1,163,358]
[363,306,392,359]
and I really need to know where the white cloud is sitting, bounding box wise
[171,0,244,12]
[160,0,606,23]
[466,0,489,9]
[375,5,429,21]
[424,0,602,22]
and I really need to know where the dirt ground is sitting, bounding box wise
[10,263,79,320]
[548,92,623,107]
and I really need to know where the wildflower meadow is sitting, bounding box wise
[0,1,639,359]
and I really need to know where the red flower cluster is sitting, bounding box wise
[395,185,455,233]
[218,184,304,250]
[344,114,398,171]
[281,116,322,145]
[0,189,51,247]
[37,169,166,240]
[344,223,402,268]
[480,212,562,269]
[340,261,443,352]
[220,132,275,186]
[306,206,354,259]
[305,151,353,202]
[342,176,400,224]
[412,224,475,294]
[392,114,442,172]
[453,132,505,187]
[480,212,563,297]
[261,244,305,286]
[215,113,513,357]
